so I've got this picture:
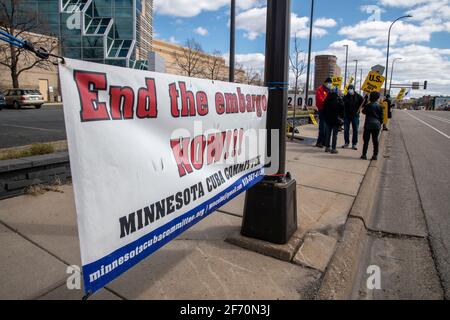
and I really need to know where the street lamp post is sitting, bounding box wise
[359,68,363,94]
[384,15,412,96]
[353,59,358,89]
[343,45,349,88]
[389,58,402,94]
[304,0,314,110]
[242,0,297,245]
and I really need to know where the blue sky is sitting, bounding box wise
[153,0,450,97]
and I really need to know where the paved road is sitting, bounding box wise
[0,105,66,148]
[353,110,450,299]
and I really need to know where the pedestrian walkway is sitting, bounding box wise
[0,122,375,300]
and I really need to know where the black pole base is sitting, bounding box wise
[241,174,297,244]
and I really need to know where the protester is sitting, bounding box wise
[315,77,332,148]
[382,94,392,131]
[386,94,394,118]
[323,87,344,154]
[342,84,364,150]
[361,91,383,160]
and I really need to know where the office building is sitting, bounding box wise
[8,0,153,69]
[314,55,341,90]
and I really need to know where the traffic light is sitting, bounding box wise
[424,81,428,90]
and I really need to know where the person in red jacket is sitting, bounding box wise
[315,77,332,147]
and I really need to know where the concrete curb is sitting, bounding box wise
[0,151,70,199]
[315,130,388,300]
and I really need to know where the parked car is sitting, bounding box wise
[0,92,5,110]
[3,89,45,109]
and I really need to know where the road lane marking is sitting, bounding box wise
[405,112,450,140]
[1,124,63,132]
[423,114,450,124]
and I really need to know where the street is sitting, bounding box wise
[0,105,66,148]
[353,110,450,299]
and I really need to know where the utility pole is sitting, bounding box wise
[229,0,236,82]
[303,0,314,110]
[343,45,349,89]
[389,58,402,94]
[384,15,412,96]
[242,0,297,244]
[353,59,358,89]
[359,68,363,94]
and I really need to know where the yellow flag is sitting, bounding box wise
[397,88,406,100]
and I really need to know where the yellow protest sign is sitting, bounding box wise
[309,113,318,125]
[332,76,343,91]
[362,71,385,93]
[343,76,354,95]
[397,88,406,100]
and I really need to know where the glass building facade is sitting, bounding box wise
[14,0,153,69]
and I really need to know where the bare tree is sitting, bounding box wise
[0,0,59,88]
[244,66,263,86]
[289,34,307,139]
[203,50,224,80]
[173,38,205,77]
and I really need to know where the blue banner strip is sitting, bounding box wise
[82,168,264,294]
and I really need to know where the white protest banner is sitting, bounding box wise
[59,58,268,294]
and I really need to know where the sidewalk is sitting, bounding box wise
[0,123,374,300]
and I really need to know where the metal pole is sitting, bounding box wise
[242,0,297,245]
[353,59,358,89]
[389,58,401,94]
[359,68,363,94]
[263,0,291,175]
[384,15,411,96]
[229,0,236,82]
[304,0,314,110]
[343,45,348,89]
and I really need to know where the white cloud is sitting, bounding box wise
[223,52,265,71]
[235,7,334,40]
[314,18,337,28]
[378,0,430,7]
[235,0,265,11]
[341,0,450,46]
[221,41,450,96]
[235,7,266,39]
[315,40,385,74]
[194,27,209,36]
[315,40,450,97]
[406,0,450,22]
[154,0,265,17]
[338,20,440,46]
[168,36,179,44]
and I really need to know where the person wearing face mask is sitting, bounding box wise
[315,77,333,148]
[342,84,364,150]
[323,86,344,154]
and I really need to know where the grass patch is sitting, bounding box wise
[0,143,55,160]
[24,177,64,196]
